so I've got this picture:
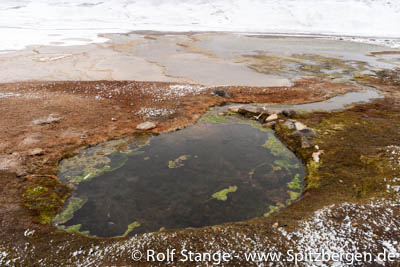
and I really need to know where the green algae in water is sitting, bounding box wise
[118,221,141,238]
[56,112,305,237]
[288,174,302,190]
[212,186,238,201]
[168,155,190,169]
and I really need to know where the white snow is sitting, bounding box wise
[1,0,400,52]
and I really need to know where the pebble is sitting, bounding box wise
[136,121,157,130]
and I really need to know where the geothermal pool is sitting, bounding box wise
[55,112,304,237]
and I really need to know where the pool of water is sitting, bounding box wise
[55,114,304,237]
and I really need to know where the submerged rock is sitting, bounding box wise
[136,121,157,130]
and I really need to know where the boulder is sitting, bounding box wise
[136,122,157,130]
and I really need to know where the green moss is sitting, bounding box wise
[212,186,238,201]
[168,155,190,169]
[25,186,48,196]
[119,221,141,237]
[24,177,70,225]
[306,161,320,189]
[52,196,87,225]
[288,174,302,190]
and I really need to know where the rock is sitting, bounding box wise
[111,117,117,121]
[301,136,312,149]
[0,153,27,176]
[282,110,296,118]
[238,106,262,117]
[272,222,279,229]
[283,120,296,130]
[265,114,278,122]
[294,121,307,131]
[312,150,324,163]
[28,148,43,156]
[263,121,276,129]
[211,89,233,98]
[227,105,243,113]
[292,128,316,138]
[33,114,62,125]
[136,121,157,130]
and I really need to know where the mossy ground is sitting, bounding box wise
[24,177,70,225]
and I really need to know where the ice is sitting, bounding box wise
[0,0,400,52]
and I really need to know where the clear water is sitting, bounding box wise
[56,115,304,237]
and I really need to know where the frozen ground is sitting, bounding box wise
[1,0,400,51]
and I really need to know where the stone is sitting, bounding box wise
[283,120,296,130]
[28,148,43,156]
[211,89,233,98]
[300,136,312,149]
[136,122,157,130]
[111,117,117,121]
[238,106,262,117]
[312,150,324,163]
[292,128,316,138]
[282,110,296,118]
[272,222,279,229]
[294,121,307,131]
[227,105,243,113]
[263,121,276,129]
[33,114,62,125]
[265,114,278,122]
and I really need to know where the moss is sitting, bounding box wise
[24,177,70,225]
[212,186,238,201]
[168,155,190,169]
[305,160,320,189]
[25,186,48,196]
[287,174,302,190]
[52,196,87,225]
[118,221,141,238]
